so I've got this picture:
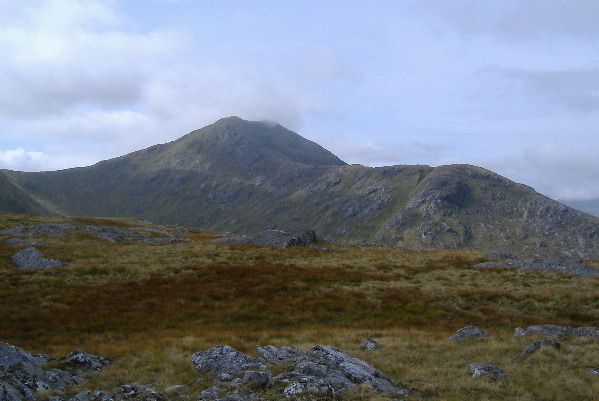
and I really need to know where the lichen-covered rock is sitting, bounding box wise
[191,346,263,376]
[255,345,306,365]
[359,339,382,351]
[10,247,63,270]
[469,364,507,379]
[300,345,396,392]
[54,350,112,376]
[0,342,110,401]
[191,344,396,399]
[449,325,491,340]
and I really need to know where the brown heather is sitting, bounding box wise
[1,213,599,400]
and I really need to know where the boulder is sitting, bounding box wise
[53,350,112,376]
[191,344,397,399]
[10,247,63,270]
[0,341,110,401]
[191,345,262,376]
[521,340,561,356]
[212,229,317,248]
[255,345,306,365]
[297,345,396,392]
[359,339,382,351]
[449,325,491,341]
[469,364,507,379]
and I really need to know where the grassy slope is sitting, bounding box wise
[1,213,599,400]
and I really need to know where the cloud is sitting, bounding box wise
[0,0,331,171]
[483,144,599,200]
[413,0,599,42]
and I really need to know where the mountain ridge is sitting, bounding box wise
[2,116,598,257]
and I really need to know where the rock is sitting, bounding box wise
[300,345,396,392]
[191,346,262,376]
[0,341,110,401]
[359,339,382,351]
[449,325,491,340]
[81,226,183,244]
[53,349,112,376]
[276,374,335,398]
[241,371,270,389]
[191,344,396,399]
[5,238,49,247]
[10,247,63,269]
[483,251,517,259]
[112,385,164,401]
[472,257,599,277]
[255,345,306,365]
[521,340,561,356]
[469,364,508,379]
[515,325,599,339]
[572,327,599,338]
[212,229,317,248]
[1,224,75,237]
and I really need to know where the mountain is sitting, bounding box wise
[2,116,599,257]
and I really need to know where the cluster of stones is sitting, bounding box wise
[0,342,110,401]
[450,324,599,380]
[191,344,398,400]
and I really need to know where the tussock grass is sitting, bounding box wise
[1,213,599,400]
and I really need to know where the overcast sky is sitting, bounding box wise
[1,0,598,201]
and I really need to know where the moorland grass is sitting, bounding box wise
[1,213,599,400]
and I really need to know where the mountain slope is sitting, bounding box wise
[2,117,599,257]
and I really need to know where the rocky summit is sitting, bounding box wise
[1,116,599,257]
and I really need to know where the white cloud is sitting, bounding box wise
[413,0,599,42]
[483,144,599,200]
[0,0,331,171]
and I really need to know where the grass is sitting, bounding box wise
[1,212,599,400]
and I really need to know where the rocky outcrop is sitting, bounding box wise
[449,325,491,340]
[10,247,63,269]
[191,344,398,399]
[472,257,599,277]
[0,341,110,401]
[212,229,317,248]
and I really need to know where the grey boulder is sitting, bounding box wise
[10,247,63,270]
